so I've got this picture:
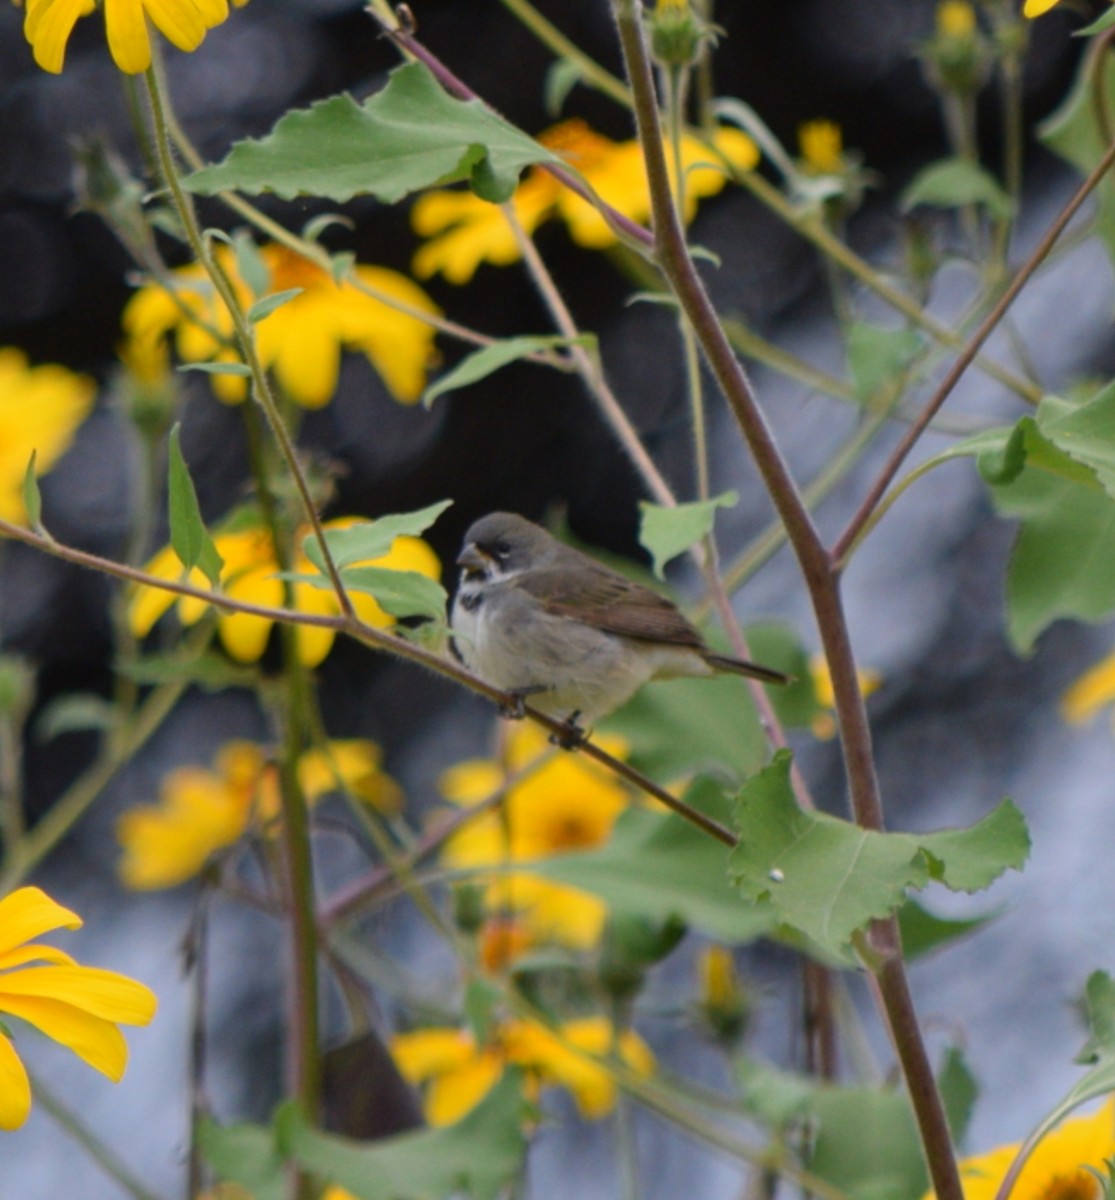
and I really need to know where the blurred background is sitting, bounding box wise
[2,0,1113,1196]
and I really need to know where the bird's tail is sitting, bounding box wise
[703,652,792,686]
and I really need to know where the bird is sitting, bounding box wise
[450,511,789,729]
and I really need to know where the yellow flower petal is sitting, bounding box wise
[1023,0,1062,15]
[103,0,156,73]
[0,965,156,1025]
[0,1033,32,1131]
[0,993,129,1080]
[425,1054,503,1126]
[0,887,82,960]
[22,0,94,73]
[142,0,209,53]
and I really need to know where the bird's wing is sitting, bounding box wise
[515,565,706,648]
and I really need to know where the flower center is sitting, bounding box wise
[1038,1171,1103,1200]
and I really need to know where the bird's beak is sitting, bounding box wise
[456,543,488,574]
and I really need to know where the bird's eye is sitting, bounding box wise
[493,541,511,561]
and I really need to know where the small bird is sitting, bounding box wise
[451,511,789,728]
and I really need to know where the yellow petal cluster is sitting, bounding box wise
[798,120,845,175]
[922,1097,1115,1200]
[22,0,248,75]
[1022,0,1063,15]
[411,118,759,284]
[117,736,401,889]
[129,515,441,667]
[392,1016,654,1126]
[0,348,95,526]
[0,887,157,1130]
[122,243,440,408]
[440,723,630,949]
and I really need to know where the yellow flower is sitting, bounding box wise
[937,0,977,36]
[798,120,845,175]
[122,243,440,408]
[439,723,630,948]
[391,1016,654,1126]
[921,1096,1115,1200]
[128,515,441,667]
[809,654,882,740]
[410,119,759,283]
[117,736,401,889]
[0,347,95,526]
[22,0,247,75]
[0,886,157,1130]
[1062,653,1115,725]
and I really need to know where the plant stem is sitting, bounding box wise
[610,5,962,1198]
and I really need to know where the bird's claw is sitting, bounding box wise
[550,711,589,750]
[499,685,549,720]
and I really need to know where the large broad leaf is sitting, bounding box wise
[637,492,739,578]
[845,322,924,405]
[533,777,774,943]
[993,465,1115,652]
[186,63,558,204]
[201,1074,530,1200]
[1040,50,1115,268]
[283,1072,530,1200]
[728,752,1029,963]
[737,1060,928,1200]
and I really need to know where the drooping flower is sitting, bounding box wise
[0,348,95,526]
[439,723,630,948]
[122,243,440,408]
[391,1016,655,1126]
[22,0,248,75]
[921,1096,1115,1200]
[117,736,401,889]
[0,886,157,1130]
[129,514,441,667]
[411,118,759,283]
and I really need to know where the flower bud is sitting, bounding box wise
[697,945,751,1045]
[650,0,703,68]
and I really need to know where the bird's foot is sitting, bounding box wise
[550,711,589,750]
[499,685,549,721]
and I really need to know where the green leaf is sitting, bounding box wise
[287,567,448,623]
[544,58,583,116]
[119,650,259,692]
[736,1060,927,1200]
[939,1046,979,1146]
[745,622,822,730]
[976,418,1030,485]
[185,62,558,205]
[1078,6,1115,34]
[198,1115,285,1200]
[637,491,739,579]
[283,1072,530,1200]
[21,451,46,537]
[34,693,117,741]
[1041,52,1115,267]
[901,156,1014,220]
[993,466,1115,651]
[246,288,303,324]
[231,229,271,296]
[422,335,592,407]
[728,752,1028,961]
[897,896,997,960]
[167,424,224,586]
[533,777,775,943]
[602,670,766,782]
[845,322,924,404]
[178,361,253,377]
[300,501,452,574]
[1037,382,1115,500]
